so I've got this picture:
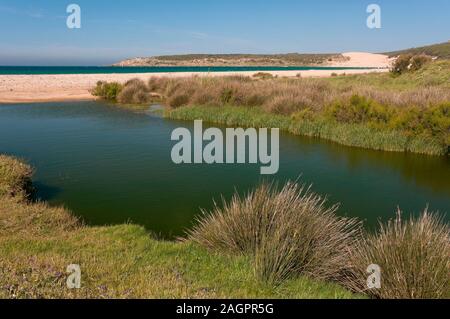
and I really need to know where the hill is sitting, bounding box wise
[385,41,450,59]
[113,53,346,67]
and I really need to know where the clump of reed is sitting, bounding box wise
[117,78,153,104]
[0,155,79,237]
[0,155,33,199]
[188,181,362,284]
[189,180,450,298]
[345,210,450,299]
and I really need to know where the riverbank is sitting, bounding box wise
[0,155,358,298]
[2,155,448,299]
[166,105,446,155]
[0,68,387,104]
[92,60,449,155]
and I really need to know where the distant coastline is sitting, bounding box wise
[0,65,380,76]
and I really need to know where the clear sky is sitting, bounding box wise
[0,0,449,65]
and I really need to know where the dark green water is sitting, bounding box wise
[0,101,449,238]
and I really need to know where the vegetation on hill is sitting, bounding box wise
[385,41,450,59]
[113,53,345,67]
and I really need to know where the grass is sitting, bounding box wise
[188,182,361,284]
[345,210,450,299]
[0,155,33,198]
[94,60,450,155]
[166,105,445,155]
[385,41,450,59]
[0,155,359,299]
[2,154,448,299]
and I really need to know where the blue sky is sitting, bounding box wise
[0,0,449,65]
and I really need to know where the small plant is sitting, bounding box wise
[0,155,33,199]
[345,210,450,299]
[91,81,122,101]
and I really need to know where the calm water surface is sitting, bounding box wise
[0,101,448,238]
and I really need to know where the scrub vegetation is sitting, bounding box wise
[1,155,448,299]
[92,60,450,155]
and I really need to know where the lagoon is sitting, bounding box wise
[0,101,449,238]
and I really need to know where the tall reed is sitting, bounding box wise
[345,210,450,299]
[188,181,362,284]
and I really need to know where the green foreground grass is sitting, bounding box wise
[0,156,359,299]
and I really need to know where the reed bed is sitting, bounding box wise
[345,210,450,299]
[189,181,450,298]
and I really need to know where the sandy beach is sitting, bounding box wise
[0,52,392,103]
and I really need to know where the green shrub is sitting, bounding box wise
[0,155,33,199]
[345,210,450,299]
[91,81,123,101]
[391,54,413,75]
[167,93,190,108]
[409,55,432,72]
[188,181,361,284]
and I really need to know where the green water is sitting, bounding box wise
[0,101,449,238]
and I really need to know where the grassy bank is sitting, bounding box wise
[2,155,448,299]
[0,155,358,299]
[166,105,444,155]
[92,60,450,155]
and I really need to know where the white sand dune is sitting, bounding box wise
[333,52,394,68]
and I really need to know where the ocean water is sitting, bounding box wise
[0,65,375,75]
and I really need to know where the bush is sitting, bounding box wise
[391,54,413,75]
[167,92,190,108]
[0,155,33,199]
[253,72,274,80]
[346,210,450,299]
[117,78,150,104]
[409,55,432,72]
[391,54,431,75]
[91,81,123,101]
[188,181,361,284]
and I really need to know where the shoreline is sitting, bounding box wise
[0,68,388,104]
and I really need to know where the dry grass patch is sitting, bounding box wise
[345,210,450,299]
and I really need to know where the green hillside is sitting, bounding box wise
[385,41,450,59]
